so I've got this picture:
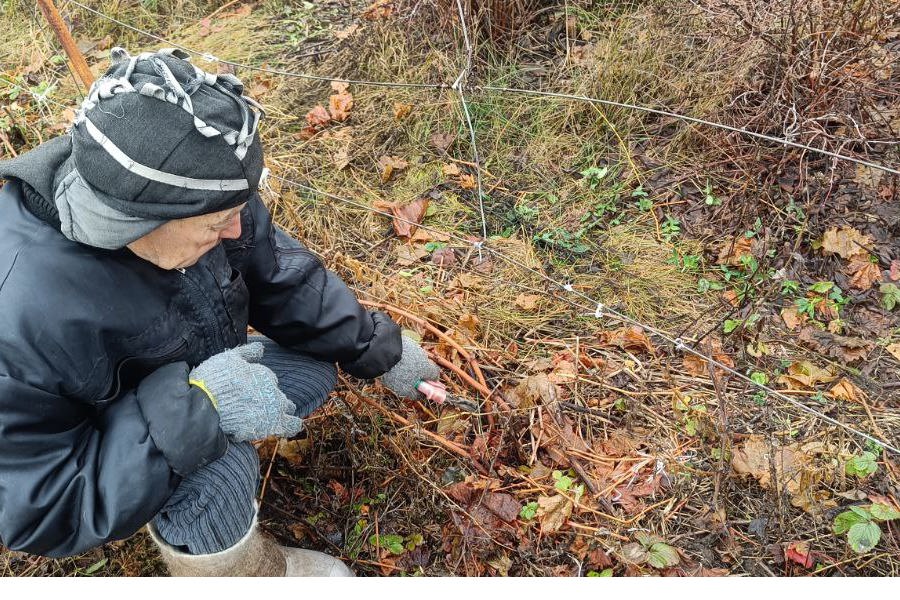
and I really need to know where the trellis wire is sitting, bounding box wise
[8,2,899,455]
[270,171,900,456]
[452,0,488,240]
[64,0,900,176]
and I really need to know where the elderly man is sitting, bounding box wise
[0,48,438,576]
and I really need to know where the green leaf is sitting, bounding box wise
[849,505,873,519]
[587,568,614,577]
[84,558,108,575]
[750,372,768,386]
[810,281,834,295]
[520,501,538,520]
[369,533,406,555]
[833,510,869,535]
[646,543,680,568]
[847,521,881,553]
[845,452,878,478]
[881,283,900,311]
[869,503,900,522]
[723,319,742,334]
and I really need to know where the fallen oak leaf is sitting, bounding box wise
[887,343,900,362]
[821,227,873,259]
[536,494,573,534]
[372,196,428,238]
[305,104,331,128]
[798,327,873,363]
[430,132,456,152]
[777,360,837,389]
[827,378,867,403]
[597,326,654,353]
[377,155,409,183]
[781,306,803,330]
[393,102,412,120]
[515,294,542,311]
[329,90,353,122]
[847,255,882,291]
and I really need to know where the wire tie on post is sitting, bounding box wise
[594,302,605,318]
[562,283,574,293]
[673,338,686,352]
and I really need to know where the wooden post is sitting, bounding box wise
[36,0,94,91]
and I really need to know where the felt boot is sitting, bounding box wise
[147,513,354,577]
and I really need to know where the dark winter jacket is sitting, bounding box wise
[0,138,402,557]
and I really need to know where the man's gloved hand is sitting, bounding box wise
[380,335,440,399]
[189,342,302,442]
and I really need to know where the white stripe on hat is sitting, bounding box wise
[81,117,249,192]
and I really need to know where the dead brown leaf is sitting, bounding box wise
[300,104,331,138]
[732,436,830,512]
[394,243,429,266]
[515,294,542,311]
[827,378,866,403]
[847,255,883,291]
[276,438,311,466]
[781,306,803,330]
[362,0,394,19]
[597,326,654,353]
[890,260,900,282]
[777,360,837,389]
[717,237,754,266]
[458,174,476,189]
[393,102,413,120]
[798,327,873,363]
[887,343,900,362]
[682,338,734,376]
[377,155,409,183]
[333,24,360,40]
[536,494,573,534]
[431,247,457,267]
[328,91,353,122]
[373,197,428,238]
[441,163,461,177]
[509,373,558,409]
[821,227,873,259]
[430,132,456,152]
[452,272,481,290]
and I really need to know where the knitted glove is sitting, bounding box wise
[380,335,440,399]
[189,342,302,442]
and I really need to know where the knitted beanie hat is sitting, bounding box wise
[53,47,266,249]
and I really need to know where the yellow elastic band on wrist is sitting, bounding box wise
[189,378,217,409]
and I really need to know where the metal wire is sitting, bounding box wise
[271,172,900,456]
[452,0,488,240]
[67,0,900,176]
[481,85,900,176]
[12,3,899,455]
[0,74,71,110]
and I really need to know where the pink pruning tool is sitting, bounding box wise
[416,380,479,412]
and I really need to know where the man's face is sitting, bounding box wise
[126,203,246,270]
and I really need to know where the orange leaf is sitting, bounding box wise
[458,173,476,190]
[329,92,353,122]
[372,197,428,238]
[716,237,753,266]
[393,102,413,120]
[377,155,408,183]
[847,255,882,291]
[781,306,802,330]
[305,104,331,128]
[827,378,866,403]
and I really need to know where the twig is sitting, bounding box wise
[338,374,487,473]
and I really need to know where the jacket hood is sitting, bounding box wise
[0,135,73,203]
